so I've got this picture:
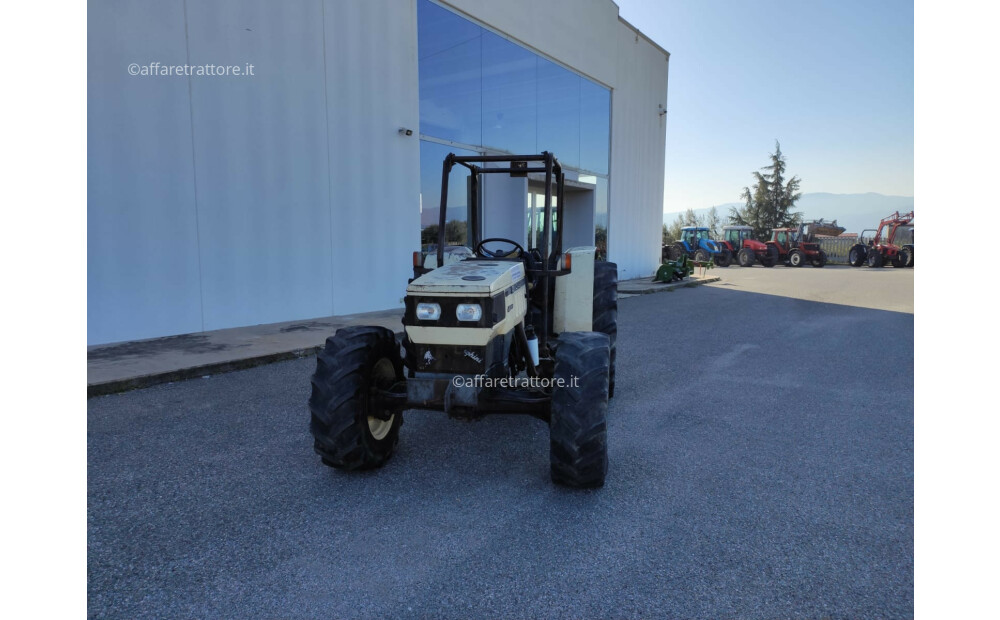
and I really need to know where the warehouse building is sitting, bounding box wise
[88,0,669,345]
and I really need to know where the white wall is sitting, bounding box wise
[608,23,669,280]
[88,0,203,344]
[88,0,666,344]
[88,0,420,344]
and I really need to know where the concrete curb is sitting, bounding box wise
[87,331,407,398]
[87,346,322,398]
[618,275,721,296]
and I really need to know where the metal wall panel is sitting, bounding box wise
[88,0,203,344]
[88,0,420,344]
[185,0,335,330]
[323,0,421,315]
[608,23,670,280]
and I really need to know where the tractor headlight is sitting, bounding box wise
[416,303,441,320]
[455,303,482,322]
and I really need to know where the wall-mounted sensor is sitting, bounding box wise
[399,127,413,136]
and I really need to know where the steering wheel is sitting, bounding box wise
[475,237,525,259]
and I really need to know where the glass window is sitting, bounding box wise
[536,57,580,168]
[419,140,479,249]
[579,79,610,174]
[482,31,536,155]
[417,0,482,145]
[417,0,612,254]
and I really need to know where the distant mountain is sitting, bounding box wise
[663,192,915,235]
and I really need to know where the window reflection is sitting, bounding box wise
[418,1,482,145]
[417,0,611,255]
[482,31,536,155]
[419,141,479,249]
[580,80,611,174]
[417,0,609,174]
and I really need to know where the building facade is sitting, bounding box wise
[88,0,669,345]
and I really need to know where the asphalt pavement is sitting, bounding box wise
[88,270,914,618]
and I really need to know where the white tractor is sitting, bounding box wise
[309,153,617,487]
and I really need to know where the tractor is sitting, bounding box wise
[309,153,616,488]
[767,223,828,267]
[720,225,776,267]
[848,211,913,268]
[666,226,732,267]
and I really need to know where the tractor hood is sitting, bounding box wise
[407,260,526,296]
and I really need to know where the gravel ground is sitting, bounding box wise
[89,277,914,619]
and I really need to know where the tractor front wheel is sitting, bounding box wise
[694,248,711,263]
[849,244,867,267]
[309,326,404,470]
[737,248,755,267]
[550,332,610,488]
[789,250,805,267]
[892,251,908,268]
[715,250,733,268]
[867,250,884,268]
[812,250,827,268]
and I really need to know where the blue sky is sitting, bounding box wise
[614,0,914,214]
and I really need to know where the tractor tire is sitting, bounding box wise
[812,250,827,268]
[766,245,780,267]
[789,250,805,267]
[668,243,686,261]
[308,326,404,470]
[849,244,867,267]
[737,248,755,267]
[867,250,884,268]
[904,245,914,267]
[714,249,733,267]
[592,261,618,398]
[892,251,909,268]
[549,332,610,488]
[694,248,711,263]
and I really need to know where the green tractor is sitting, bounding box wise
[309,153,616,487]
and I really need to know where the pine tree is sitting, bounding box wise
[729,141,803,240]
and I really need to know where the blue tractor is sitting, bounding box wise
[666,226,732,267]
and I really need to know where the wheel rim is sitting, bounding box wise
[368,357,396,440]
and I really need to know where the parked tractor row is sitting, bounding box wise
[662,222,829,269]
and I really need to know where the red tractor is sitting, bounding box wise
[720,225,776,267]
[848,211,913,268]
[767,223,828,267]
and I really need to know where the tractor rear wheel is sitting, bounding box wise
[308,326,404,470]
[737,248,755,267]
[668,243,686,261]
[789,250,805,267]
[592,261,618,398]
[812,250,827,268]
[892,251,908,268]
[849,244,867,267]
[694,249,711,263]
[550,332,610,488]
[867,250,884,268]
[715,250,733,267]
